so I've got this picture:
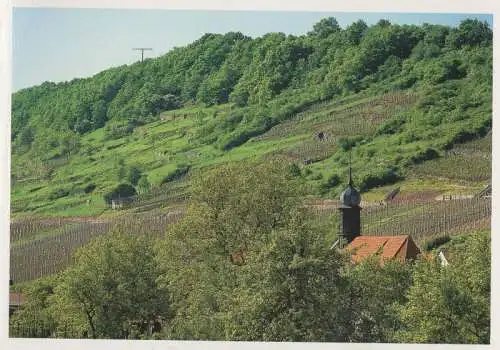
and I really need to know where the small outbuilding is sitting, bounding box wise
[346,235,420,264]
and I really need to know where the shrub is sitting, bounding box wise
[408,148,439,165]
[160,165,190,185]
[310,172,323,180]
[103,183,137,205]
[128,167,142,186]
[359,168,402,192]
[376,117,406,136]
[104,121,135,140]
[337,136,364,151]
[137,176,151,194]
[422,235,451,252]
[48,188,70,200]
[83,183,96,194]
[287,164,301,177]
[218,127,266,151]
[321,174,340,193]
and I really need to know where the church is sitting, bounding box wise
[334,166,421,264]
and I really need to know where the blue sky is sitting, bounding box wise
[12,8,493,91]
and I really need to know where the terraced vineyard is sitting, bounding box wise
[10,192,491,282]
[9,208,184,282]
[361,197,491,244]
[410,133,492,182]
[256,92,418,142]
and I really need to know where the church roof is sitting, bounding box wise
[346,235,420,263]
[339,165,361,207]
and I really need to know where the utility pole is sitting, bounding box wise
[132,48,153,62]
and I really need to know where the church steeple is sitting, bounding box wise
[338,158,362,246]
[348,165,353,186]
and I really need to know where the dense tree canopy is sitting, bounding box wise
[10,158,491,342]
[11,18,492,161]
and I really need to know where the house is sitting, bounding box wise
[346,235,420,264]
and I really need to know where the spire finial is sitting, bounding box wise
[348,150,353,186]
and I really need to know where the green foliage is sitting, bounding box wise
[10,18,492,221]
[48,188,70,201]
[50,230,170,338]
[342,257,413,342]
[446,19,492,49]
[83,183,96,194]
[103,183,137,205]
[376,116,406,136]
[160,165,190,185]
[422,235,451,252]
[127,166,142,186]
[9,277,57,337]
[358,168,402,192]
[136,175,151,194]
[393,231,490,344]
[321,174,340,194]
[155,159,358,341]
[338,136,363,151]
[104,120,135,140]
[407,147,439,165]
[226,222,351,342]
[309,17,341,38]
[287,163,301,177]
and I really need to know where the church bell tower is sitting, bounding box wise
[338,165,362,246]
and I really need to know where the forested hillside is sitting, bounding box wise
[10,18,492,216]
[9,16,493,342]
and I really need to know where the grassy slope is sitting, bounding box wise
[10,87,491,218]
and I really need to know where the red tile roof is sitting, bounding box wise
[346,235,420,263]
[9,293,25,307]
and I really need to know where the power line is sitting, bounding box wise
[132,48,153,62]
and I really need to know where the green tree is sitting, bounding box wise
[103,183,137,205]
[393,231,490,344]
[156,159,309,339]
[342,257,413,342]
[345,19,368,45]
[446,19,492,48]
[51,231,170,339]
[309,17,341,38]
[225,217,351,342]
[9,277,57,338]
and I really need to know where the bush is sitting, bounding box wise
[48,188,70,200]
[128,167,142,186]
[359,168,402,192]
[104,121,135,140]
[137,176,151,194]
[337,136,364,151]
[103,183,137,205]
[160,165,190,185]
[321,174,340,193]
[376,117,406,136]
[310,172,323,181]
[218,127,266,151]
[422,235,451,252]
[287,164,301,177]
[83,184,96,194]
[408,148,439,165]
